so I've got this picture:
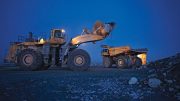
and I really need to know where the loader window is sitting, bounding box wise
[54,30,64,38]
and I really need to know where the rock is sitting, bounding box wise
[168,62,173,66]
[146,90,152,94]
[175,93,180,100]
[139,96,144,99]
[175,85,180,89]
[148,78,161,88]
[148,52,180,69]
[163,73,166,76]
[137,65,147,69]
[43,80,47,83]
[168,87,174,92]
[129,77,138,85]
[165,79,173,84]
[148,69,155,73]
[129,91,139,99]
[148,74,157,78]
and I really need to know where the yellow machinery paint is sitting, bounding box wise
[5,21,115,71]
[101,45,148,68]
[137,53,147,65]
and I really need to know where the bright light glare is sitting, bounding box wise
[61,29,65,33]
[137,53,147,65]
[39,38,45,44]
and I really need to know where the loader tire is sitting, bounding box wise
[67,49,90,71]
[134,57,142,68]
[116,56,128,68]
[103,57,112,68]
[17,49,43,71]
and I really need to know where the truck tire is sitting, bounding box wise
[103,57,112,68]
[17,49,43,71]
[134,57,142,68]
[67,49,90,71]
[116,56,128,68]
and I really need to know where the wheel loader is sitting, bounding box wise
[101,45,148,68]
[5,21,115,70]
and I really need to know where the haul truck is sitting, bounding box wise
[5,21,115,70]
[101,45,148,68]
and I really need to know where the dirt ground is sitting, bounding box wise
[0,66,178,101]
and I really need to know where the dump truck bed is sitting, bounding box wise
[129,48,148,55]
[103,45,148,56]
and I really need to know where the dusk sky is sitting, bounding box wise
[0,0,180,64]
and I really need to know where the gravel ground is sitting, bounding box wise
[0,66,178,101]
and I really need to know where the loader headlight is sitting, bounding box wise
[39,38,45,44]
[61,29,65,33]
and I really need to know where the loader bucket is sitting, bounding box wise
[93,21,115,37]
[71,21,115,46]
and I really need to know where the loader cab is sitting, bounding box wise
[49,29,66,45]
